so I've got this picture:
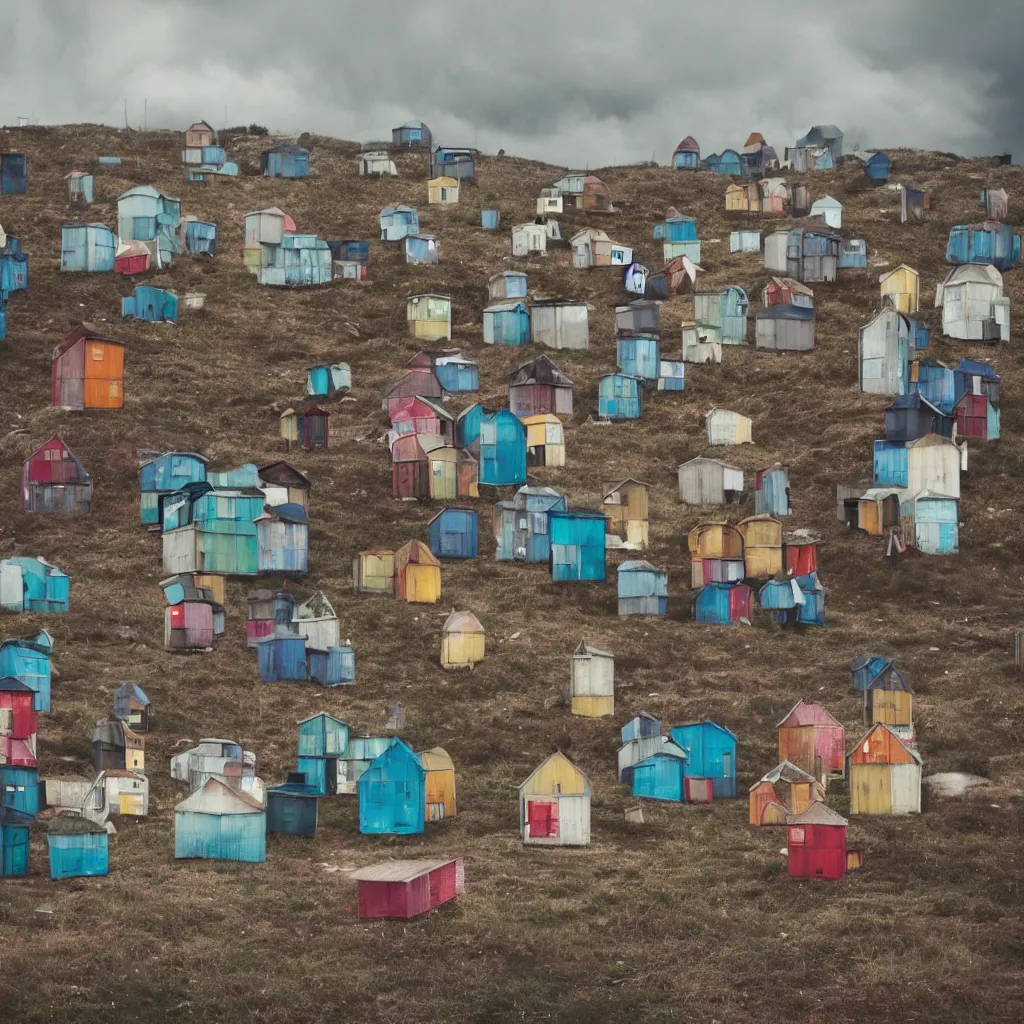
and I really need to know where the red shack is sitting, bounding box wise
[508,355,574,417]
[20,435,93,514]
[762,276,814,309]
[953,392,999,440]
[783,533,818,576]
[389,395,453,440]
[382,368,443,418]
[787,803,848,881]
[777,700,845,779]
[351,857,465,919]
[0,678,39,766]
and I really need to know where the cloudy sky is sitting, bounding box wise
[3,1,1020,167]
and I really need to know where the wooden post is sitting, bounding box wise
[1015,631,1022,673]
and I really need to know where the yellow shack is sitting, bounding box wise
[441,609,485,669]
[420,747,457,820]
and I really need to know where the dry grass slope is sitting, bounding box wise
[0,124,1023,1023]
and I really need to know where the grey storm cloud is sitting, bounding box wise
[2,0,1021,166]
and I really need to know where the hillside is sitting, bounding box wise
[1,123,1023,1024]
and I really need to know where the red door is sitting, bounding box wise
[527,799,559,838]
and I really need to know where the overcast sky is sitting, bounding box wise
[3,1,1021,167]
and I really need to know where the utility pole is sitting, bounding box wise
[124,97,128,129]
[144,99,147,131]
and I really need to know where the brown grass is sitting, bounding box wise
[0,124,1023,1023]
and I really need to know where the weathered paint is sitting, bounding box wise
[47,818,109,879]
[570,641,614,717]
[617,561,667,616]
[668,721,737,798]
[678,458,745,506]
[848,724,922,815]
[352,858,464,919]
[420,747,457,820]
[598,374,642,420]
[549,511,608,582]
[777,700,845,778]
[519,752,591,846]
[175,778,267,861]
[787,803,848,880]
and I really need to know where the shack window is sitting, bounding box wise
[789,826,805,845]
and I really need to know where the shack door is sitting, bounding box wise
[527,799,559,839]
[2,827,28,875]
[427,801,445,821]
[119,791,145,816]
[854,764,892,815]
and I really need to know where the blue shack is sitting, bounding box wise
[700,151,739,175]
[47,816,109,879]
[257,233,332,286]
[404,233,439,265]
[60,224,116,273]
[266,775,320,837]
[185,220,217,256]
[911,359,957,413]
[428,508,478,559]
[0,557,70,613]
[850,655,907,693]
[489,270,528,300]
[0,635,52,712]
[622,713,661,743]
[478,410,527,486]
[257,631,354,686]
[434,352,478,393]
[758,577,805,625]
[1,153,27,193]
[306,363,352,398]
[693,583,754,626]
[455,403,483,448]
[839,239,868,269]
[946,222,1021,270]
[431,147,476,182]
[617,335,660,381]
[618,561,668,616]
[859,151,890,183]
[379,203,419,242]
[261,143,310,178]
[139,452,208,526]
[549,510,608,582]
[494,486,567,562]
[653,210,701,261]
[669,721,737,798]
[1,764,42,816]
[796,573,825,624]
[628,746,689,802]
[754,465,790,517]
[122,285,178,323]
[694,286,749,344]
[902,492,959,555]
[256,504,309,573]
[598,374,643,421]
[482,209,501,230]
[872,441,909,487]
[116,185,181,266]
[358,739,426,835]
[0,236,29,295]
[297,713,350,795]
[175,777,267,863]
[0,807,31,876]
[483,301,530,345]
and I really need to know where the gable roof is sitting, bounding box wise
[47,814,108,836]
[672,719,737,741]
[396,539,440,566]
[113,681,150,705]
[175,777,265,814]
[509,355,573,388]
[751,760,818,790]
[787,802,847,826]
[573,639,613,659]
[776,699,842,730]
[519,750,591,795]
[418,747,454,772]
[849,722,922,764]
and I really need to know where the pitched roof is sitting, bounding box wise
[418,747,454,772]
[509,355,573,388]
[776,699,842,729]
[752,760,818,790]
[787,802,847,826]
[175,777,265,813]
[573,639,613,659]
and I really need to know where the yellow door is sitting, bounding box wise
[852,764,891,814]
[120,793,144,816]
